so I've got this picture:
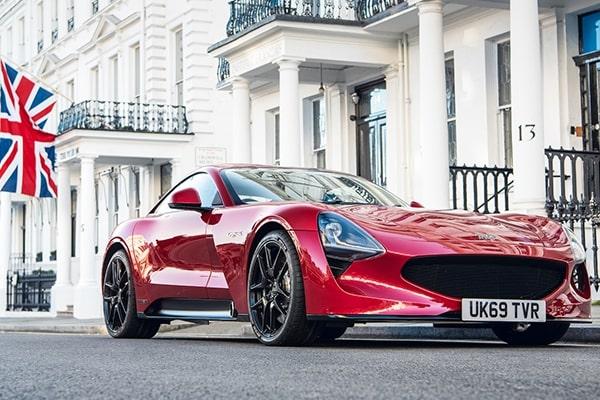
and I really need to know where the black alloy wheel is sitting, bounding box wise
[248,230,316,345]
[103,250,160,339]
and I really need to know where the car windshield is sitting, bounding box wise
[221,168,407,207]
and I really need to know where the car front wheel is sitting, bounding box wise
[491,322,570,346]
[103,250,160,339]
[247,230,317,346]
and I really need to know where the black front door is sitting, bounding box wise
[355,80,387,187]
[575,52,600,151]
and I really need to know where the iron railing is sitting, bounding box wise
[218,57,231,83]
[225,0,404,36]
[6,254,56,312]
[57,100,190,135]
[51,28,58,43]
[67,17,74,32]
[449,165,513,214]
[545,147,600,290]
[92,0,99,14]
[37,39,43,53]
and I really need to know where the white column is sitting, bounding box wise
[277,58,303,167]
[139,165,152,215]
[325,84,345,171]
[51,164,73,313]
[510,0,546,212]
[171,158,182,184]
[385,66,403,197]
[42,199,52,263]
[415,0,448,209]
[231,77,252,163]
[0,192,12,314]
[74,156,102,319]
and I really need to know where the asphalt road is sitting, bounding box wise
[0,333,598,399]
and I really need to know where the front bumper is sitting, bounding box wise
[293,231,592,323]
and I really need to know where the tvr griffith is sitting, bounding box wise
[102,165,591,346]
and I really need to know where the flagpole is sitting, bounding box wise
[0,53,74,104]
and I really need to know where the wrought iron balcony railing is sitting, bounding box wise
[57,100,190,135]
[226,0,404,37]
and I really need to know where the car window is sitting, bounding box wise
[221,168,406,207]
[152,172,222,215]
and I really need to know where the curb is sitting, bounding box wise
[0,321,194,336]
[2,322,599,343]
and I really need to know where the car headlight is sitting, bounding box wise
[562,226,586,263]
[318,212,384,262]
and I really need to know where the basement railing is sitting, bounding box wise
[449,164,513,214]
[57,100,190,135]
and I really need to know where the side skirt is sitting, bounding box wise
[138,299,237,323]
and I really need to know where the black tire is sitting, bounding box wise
[316,325,347,342]
[491,322,570,346]
[247,230,316,346]
[103,250,161,339]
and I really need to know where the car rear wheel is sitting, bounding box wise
[491,322,570,346]
[248,230,316,346]
[103,250,160,339]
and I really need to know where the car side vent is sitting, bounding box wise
[327,257,352,277]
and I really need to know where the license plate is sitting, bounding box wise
[461,299,546,323]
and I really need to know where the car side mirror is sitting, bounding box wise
[169,188,212,212]
[410,200,424,208]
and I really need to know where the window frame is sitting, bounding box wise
[496,39,513,168]
[445,55,457,167]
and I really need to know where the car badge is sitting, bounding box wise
[477,233,497,240]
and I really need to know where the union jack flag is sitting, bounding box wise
[0,59,57,198]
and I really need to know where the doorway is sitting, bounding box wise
[354,80,387,187]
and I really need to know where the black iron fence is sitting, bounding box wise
[218,57,231,83]
[57,100,189,135]
[545,147,600,291]
[449,165,513,214]
[6,254,56,312]
[225,0,404,36]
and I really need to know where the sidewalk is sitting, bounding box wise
[2,306,599,343]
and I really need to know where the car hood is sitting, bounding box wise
[330,204,563,249]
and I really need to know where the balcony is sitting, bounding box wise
[225,0,405,37]
[57,100,190,136]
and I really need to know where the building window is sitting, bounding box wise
[71,189,77,257]
[274,113,281,165]
[132,44,141,102]
[580,10,600,54]
[51,0,58,43]
[36,1,44,52]
[67,0,75,31]
[90,66,99,99]
[445,57,457,166]
[112,170,119,228]
[311,98,326,169]
[18,17,25,59]
[110,55,119,101]
[66,79,75,101]
[6,26,13,58]
[133,168,141,218]
[160,164,173,197]
[497,41,512,168]
[174,29,184,106]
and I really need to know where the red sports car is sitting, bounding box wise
[102,165,591,346]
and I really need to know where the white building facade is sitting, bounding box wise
[2,0,600,317]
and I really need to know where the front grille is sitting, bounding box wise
[401,256,566,300]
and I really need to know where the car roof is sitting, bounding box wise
[200,164,352,175]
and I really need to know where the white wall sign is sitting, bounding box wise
[195,147,227,167]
